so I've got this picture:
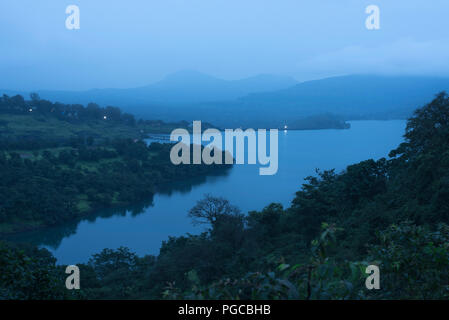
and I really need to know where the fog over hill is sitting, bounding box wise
[134,74,449,128]
[2,73,449,128]
[220,75,449,124]
[1,71,297,107]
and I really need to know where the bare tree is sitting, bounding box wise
[188,194,241,226]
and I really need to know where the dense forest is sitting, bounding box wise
[0,93,215,145]
[0,95,231,234]
[0,141,231,234]
[1,93,449,299]
[0,93,137,125]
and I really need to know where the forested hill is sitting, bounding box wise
[1,92,449,299]
[0,93,213,145]
[131,75,449,128]
[0,92,350,132]
[0,94,231,234]
[232,75,449,119]
[5,75,448,129]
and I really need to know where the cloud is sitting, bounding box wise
[296,38,449,77]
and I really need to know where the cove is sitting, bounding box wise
[7,120,406,265]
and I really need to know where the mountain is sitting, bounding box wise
[155,75,449,127]
[1,71,297,107]
[233,75,449,119]
[3,74,449,129]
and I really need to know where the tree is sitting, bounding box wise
[188,194,242,226]
[390,91,449,158]
[0,242,68,299]
[367,222,449,299]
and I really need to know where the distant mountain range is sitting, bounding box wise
[1,70,297,106]
[198,75,449,127]
[2,73,449,128]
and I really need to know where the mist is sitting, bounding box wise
[1,0,449,90]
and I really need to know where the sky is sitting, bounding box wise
[1,0,449,90]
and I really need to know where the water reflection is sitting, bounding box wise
[5,169,230,250]
[156,170,230,196]
[4,121,406,264]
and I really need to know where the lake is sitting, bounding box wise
[8,120,406,264]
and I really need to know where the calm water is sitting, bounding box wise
[8,120,406,264]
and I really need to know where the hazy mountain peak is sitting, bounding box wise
[163,70,219,81]
[155,70,297,88]
[153,70,224,88]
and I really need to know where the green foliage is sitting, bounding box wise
[0,94,136,125]
[159,92,449,300]
[2,92,449,300]
[0,141,230,233]
[367,222,449,299]
[164,271,298,300]
[0,242,69,299]
[162,224,367,300]
[76,247,156,299]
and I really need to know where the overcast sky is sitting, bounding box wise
[1,0,448,90]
